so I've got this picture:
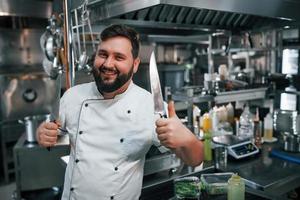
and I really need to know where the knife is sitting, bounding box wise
[149,51,167,118]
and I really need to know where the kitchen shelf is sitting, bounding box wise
[172,87,268,104]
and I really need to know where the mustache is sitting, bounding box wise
[93,65,119,74]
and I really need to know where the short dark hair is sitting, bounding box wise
[100,24,140,59]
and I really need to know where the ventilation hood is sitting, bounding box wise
[71,0,300,32]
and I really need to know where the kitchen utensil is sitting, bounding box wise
[149,51,166,118]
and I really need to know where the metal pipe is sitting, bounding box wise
[208,35,214,74]
[74,9,81,60]
[63,0,75,88]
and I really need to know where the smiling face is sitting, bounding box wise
[92,36,140,97]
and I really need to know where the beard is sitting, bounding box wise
[92,64,134,93]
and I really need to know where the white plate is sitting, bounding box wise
[263,137,278,143]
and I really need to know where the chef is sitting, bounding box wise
[36,24,203,200]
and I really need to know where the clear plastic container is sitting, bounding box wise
[239,106,254,139]
[174,176,200,199]
[200,172,233,195]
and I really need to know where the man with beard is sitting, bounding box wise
[36,24,203,200]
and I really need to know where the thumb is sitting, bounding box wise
[168,100,177,118]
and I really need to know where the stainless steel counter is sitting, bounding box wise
[221,142,300,200]
[141,141,300,200]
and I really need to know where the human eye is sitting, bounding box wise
[97,51,107,58]
[115,54,125,61]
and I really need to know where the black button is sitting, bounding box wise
[127,110,131,114]
[79,131,83,135]
[75,159,79,163]
[70,187,74,191]
[85,103,88,107]
[114,167,118,171]
[120,138,124,143]
[110,196,114,200]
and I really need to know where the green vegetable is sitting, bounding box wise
[174,177,200,199]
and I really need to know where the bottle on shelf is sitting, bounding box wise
[253,107,262,148]
[253,121,262,149]
[226,103,235,125]
[193,105,201,137]
[238,105,254,140]
[202,113,212,161]
[264,112,275,142]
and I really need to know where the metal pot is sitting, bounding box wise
[273,109,298,133]
[282,132,300,152]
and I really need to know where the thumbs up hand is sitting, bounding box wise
[155,101,195,149]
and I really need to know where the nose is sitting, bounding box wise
[103,55,114,68]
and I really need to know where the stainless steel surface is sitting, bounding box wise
[158,64,185,94]
[142,143,300,199]
[173,88,267,104]
[144,153,181,176]
[273,109,298,134]
[72,0,300,31]
[0,29,44,74]
[23,116,38,142]
[212,135,248,146]
[0,0,52,18]
[0,74,59,120]
[19,115,47,142]
[214,87,267,104]
[64,0,75,87]
[283,132,300,152]
[222,142,300,199]
[149,51,166,117]
[14,134,69,199]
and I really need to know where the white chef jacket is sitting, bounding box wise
[60,81,159,200]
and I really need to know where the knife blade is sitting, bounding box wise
[149,51,166,118]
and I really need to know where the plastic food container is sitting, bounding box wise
[200,172,234,195]
[174,176,201,199]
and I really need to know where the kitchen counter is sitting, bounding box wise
[222,142,300,200]
[141,141,300,200]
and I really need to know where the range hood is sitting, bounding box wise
[71,0,300,32]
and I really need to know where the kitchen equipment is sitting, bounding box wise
[273,109,298,133]
[18,115,47,143]
[282,132,300,152]
[0,74,58,120]
[214,146,228,170]
[213,135,259,159]
[0,29,44,74]
[158,64,185,95]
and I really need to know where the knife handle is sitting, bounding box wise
[46,119,57,152]
[160,113,167,119]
